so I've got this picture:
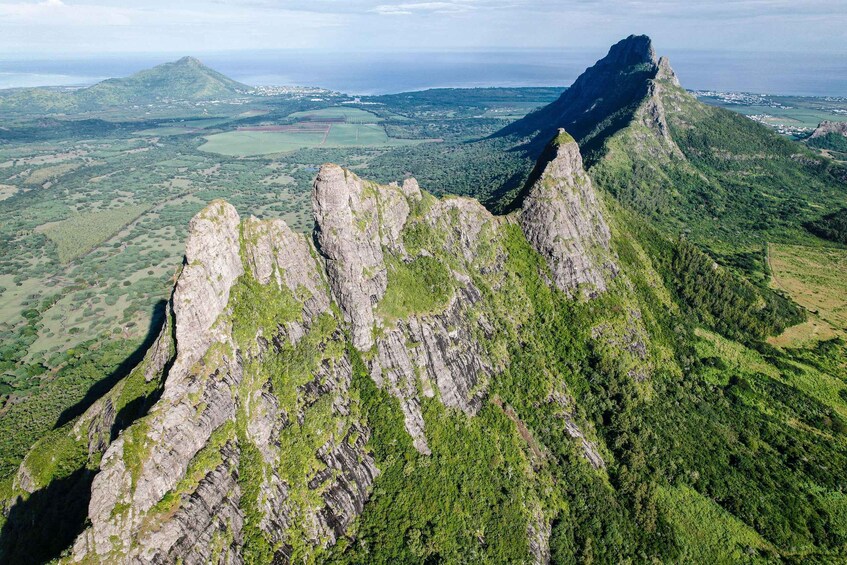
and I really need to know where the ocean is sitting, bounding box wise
[1,49,845,97]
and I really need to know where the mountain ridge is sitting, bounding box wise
[2,35,847,565]
[495,34,662,159]
[55,129,626,563]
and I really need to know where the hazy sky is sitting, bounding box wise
[0,0,845,56]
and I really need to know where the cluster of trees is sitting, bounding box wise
[806,207,847,244]
[808,132,847,153]
[665,239,804,341]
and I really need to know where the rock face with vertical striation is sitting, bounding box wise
[312,164,389,351]
[67,197,381,564]
[58,143,639,562]
[520,130,617,297]
[312,165,515,453]
[170,199,243,387]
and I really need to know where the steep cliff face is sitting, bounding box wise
[496,34,661,157]
[54,129,636,563]
[520,130,617,297]
[66,200,378,564]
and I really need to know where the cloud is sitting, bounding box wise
[0,0,134,25]
[0,0,843,54]
[372,2,468,15]
[370,0,522,15]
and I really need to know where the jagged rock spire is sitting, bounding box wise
[519,130,616,297]
[597,34,657,69]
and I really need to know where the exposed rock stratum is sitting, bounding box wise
[53,128,631,564]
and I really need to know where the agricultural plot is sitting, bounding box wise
[23,162,83,186]
[200,121,429,156]
[768,243,847,345]
[135,116,233,136]
[287,106,383,123]
[36,204,149,263]
[697,93,847,137]
[0,184,17,201]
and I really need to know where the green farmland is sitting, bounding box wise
[200,122,432,156]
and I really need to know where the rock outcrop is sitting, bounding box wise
[64,142,644,562]
[313,164,389,351]
[495,34,662,153]
[811,120,847,138]
[68,199,379,564]
[520,130,617,297]
[312,166,506,453]
[170,199,243,388]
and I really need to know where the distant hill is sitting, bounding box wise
[0,57,251,115]
[77,56,250,107]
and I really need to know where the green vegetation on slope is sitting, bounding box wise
[769,243,847,336]
[808,132,847,153]
[328,346,547,564]
[376,256,454,322]
[805,207,847,245]
[593,90,847,253]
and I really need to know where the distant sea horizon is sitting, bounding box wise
[1,49,846,98]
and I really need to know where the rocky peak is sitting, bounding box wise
[520,130,616,297]
[170,199,242,389]
[811,120,847,138]
[61,148,628,563]
[599,34,658,69]
[312,164,391,350]
[175,56,203,67]
[495,34,663,157]
[656,56,681,87]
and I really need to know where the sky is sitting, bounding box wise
[0,0,846,57]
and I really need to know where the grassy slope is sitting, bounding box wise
[591,78,847,255]
[0,57,250,116]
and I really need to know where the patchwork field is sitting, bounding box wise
[287,106,383,123]
[697,93,847,136]
[200,122,428,156]
[36,204,149,263]
[0,184,17,201]
[200,106,433,156]
[135,116,233,136]
[768,243,847,345]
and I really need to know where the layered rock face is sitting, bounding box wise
[520,131,616,297]
[811,120,847,138]
[170,200,243,388]
[63,137,630,562]
[312,166,506,453]
[312,165,388,351]
[68,202,378,564]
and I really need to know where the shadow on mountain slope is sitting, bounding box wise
[0,468,94,564]
[0,300,173,564]
[53,299,167,429]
